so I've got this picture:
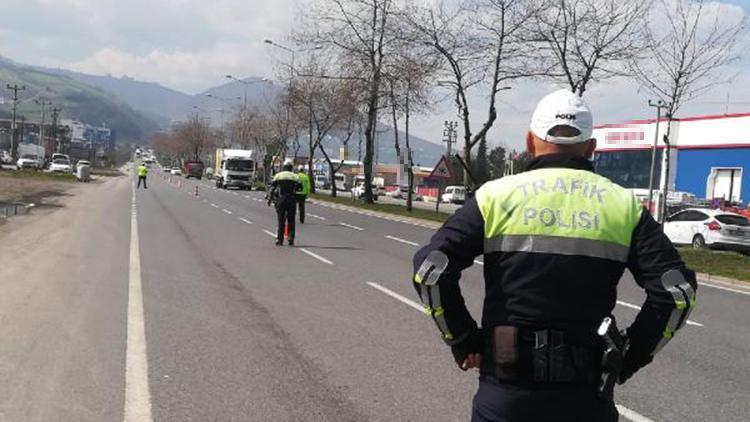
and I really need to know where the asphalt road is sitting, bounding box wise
[0,164,747,422]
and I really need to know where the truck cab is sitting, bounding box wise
[216,149,255,190]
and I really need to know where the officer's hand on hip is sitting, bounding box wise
[459,353,482,371]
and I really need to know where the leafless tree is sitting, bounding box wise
[631,0,747,221]
[176,114,214,160]
[310,0,398,203]
[531,0,651,96]
[402,0,542,189]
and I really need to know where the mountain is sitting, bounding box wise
[0,57,159,142]
[45,69,194,126]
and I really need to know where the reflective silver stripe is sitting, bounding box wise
[415,250,449,286]
[653,270,696,355]
[484,235,630,262]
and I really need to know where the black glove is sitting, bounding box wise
[618,350,653,385]
[450,329,483,369]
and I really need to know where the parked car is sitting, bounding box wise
[17,154,42,169]
[49,159,73,173]
[663,208,750,253]
[441,185,466,204]
[205,167,214,179]
[351,181,378,200]
[389,185,423,201]
[0,150,12,164]
[170,167,182,176]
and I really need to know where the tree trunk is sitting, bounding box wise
[405,90,413,212]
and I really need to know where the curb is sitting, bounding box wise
[697,272,750,288]
[308,199,443,230]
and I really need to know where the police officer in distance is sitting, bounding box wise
[270,160,302,246]
[137,162,148,189]
[412,90,697,422]
[296,166,311,224]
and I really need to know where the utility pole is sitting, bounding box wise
[51,107,61,154]
[647,100,670,220]
[35,99,53,148]
[6,84,26,160]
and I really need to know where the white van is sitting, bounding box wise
[441,186,466,204]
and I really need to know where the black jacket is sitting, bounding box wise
[412,154,696,379]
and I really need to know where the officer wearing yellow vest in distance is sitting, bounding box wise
[270,160,302,246]
[296,166,311,224]
[137,163,148,189]
[412,90,697,422]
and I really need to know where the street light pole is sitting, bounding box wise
[6,84,26,160]
[225,75,270,109]
[35,99,53,148]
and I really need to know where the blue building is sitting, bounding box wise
[592,112,750,205]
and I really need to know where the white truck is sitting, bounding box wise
[214,149,255,190]
[351,175,384,200]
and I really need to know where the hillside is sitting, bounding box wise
[0,58,159,142]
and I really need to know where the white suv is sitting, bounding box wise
[663,208,750,253]
[441,186,466,204]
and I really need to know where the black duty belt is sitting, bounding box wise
[485,326,601,386]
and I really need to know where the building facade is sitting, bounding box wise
[592,112,750,205]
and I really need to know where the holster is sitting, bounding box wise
[487,326,600,386]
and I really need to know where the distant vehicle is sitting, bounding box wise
[351,175,381,200]
[17,154,42,170]
[663,208,750,253]
[205,167,215,179]
[1,150,13,164]
[215,149,254,190]
[441,186,466,204]
[314,174,329,190]
[182,160,205,179]
[389,185,423,201]
[334,173,350,192]
[49,159,73,173]
[51,153,70,163]
[76,161,91,182]
[170,167,182,176]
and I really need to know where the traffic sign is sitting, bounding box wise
[429,155,453,179]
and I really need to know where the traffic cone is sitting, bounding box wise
[194,186,199,197]
[284,223,289,239]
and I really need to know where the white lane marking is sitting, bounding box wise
[244,195,251,199]
[617,300,703,327]
[339,222,365,231]
[125,183,153,422]
[210,203,219,208]
[300,248,334,265]
[366,282,424,313]
[474,260,484,266]
[239,218,253,225]
[698,281,750,296]
[222,209,233,215]
[308,213,326,221]
[615,404,656,422]
[385,235,419,247]
[263,230,277,238]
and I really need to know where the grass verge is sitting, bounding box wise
[310,192,450,223]
[677,247,750,282]
[0,169,76,183]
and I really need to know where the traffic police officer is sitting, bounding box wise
[412,90,697,422]
[137,163,148,189]
[296,166,311,224]
[270,160,302,246]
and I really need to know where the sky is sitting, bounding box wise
[1,0,749,153]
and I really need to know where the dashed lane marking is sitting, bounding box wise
[474,260,484,266]
[366,282,423,312]
[300,248,334,265]
[385,235,419,247]
[262,230,277,238]
[222,209,233,215]
[210,203,219,208]
[239,218,253,225]
[615,405,656,422]
[617,300,703,327]
[308,213,326,221]
[339,222,365,231]
[698,280,750,296]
